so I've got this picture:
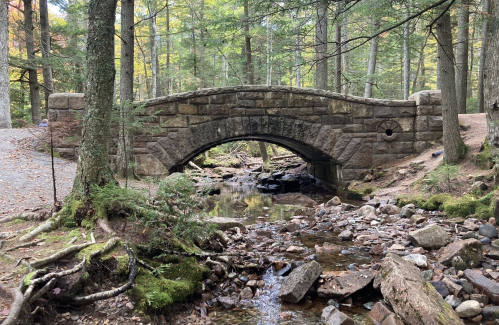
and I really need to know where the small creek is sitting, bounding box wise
[203,183,379,325]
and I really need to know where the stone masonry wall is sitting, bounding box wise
[48,86,443,189]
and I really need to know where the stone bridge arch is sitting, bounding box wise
[48,86,443,190]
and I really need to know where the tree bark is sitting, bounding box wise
[437,10,462,164]
[259,142,268,165]
[166,1,171,95]
[484,0,499,153]
[456,0,469,114]
[315,0,327,90]
[23,0,41,125]
[200,0,206,88]
[39,0,53,113]
[266,16,272,86]
[364,18,380,98]
[478,0,490,114]
[403,11,410,100]
[295,29,300,87]
[0,0,11,128]
[341,15,349,94]
[244,0,254,84]
[334,21,341,93]
[71,0,118,198]
[149,1,159,98]
[116,0,136,181]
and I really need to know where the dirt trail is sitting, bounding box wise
[0,128,76,215]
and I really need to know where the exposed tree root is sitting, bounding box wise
[97,216,116,235]
[90,237,120,258]
[0,212,46,224]
[0,231,22,239]
[6,239,45,252]
[30,233,95,268]
[18,214,61,242]
[206,257,228,276]
[228,227,243,241]
[71,243,137,305]
[214,230,230,247]
[2,276,30,325]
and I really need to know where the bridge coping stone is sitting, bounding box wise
[47,87,442,190]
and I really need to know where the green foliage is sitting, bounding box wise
[466,97,478,114]
[424,164,460,193]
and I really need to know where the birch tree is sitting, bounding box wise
[0,0,11,128]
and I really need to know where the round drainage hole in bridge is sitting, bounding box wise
[385,129,393,136]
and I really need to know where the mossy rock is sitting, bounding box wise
[420,194,452,211]
[443,195,477,218]
[477,137,492,169]
[132,257,210,311]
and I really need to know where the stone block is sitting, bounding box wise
[268,116,285,136]
[414,141,429,153]
[374,142,389,154]
[305,123,322,145]
[56,110,79,122]
[229,108,246,117]
[417,105,433,116]
[54,147,76,159]
[369,302,395,324]
[289,94,328,107]
[352,103,373,118]
[434,105,442,115]
[274,99,287,108]
[250,116,262,134]
[279,261,323,303]
[261,116,269,134]
[132,148,148,154]
[148,103,177,115]
[136,154,168,176]
[236,99,254,107]
[210,93,236,104]
[68,93,85,110]
[178,104,198,115]
[266,91,287,99]
[399,132,415,141]
[342,124,363,133]
[299,115,321,123]
[48,93,69,109]
[344,143,372,168]
[342,168,370,181]
[237,92,264,100]
[189,115,212,125]
[394,117,414,132]
[255,99,274,108]
[266,108,281,116]
[415,116,428,132]
[428,116,443,131]
[374,106,398,118]
[330,100,351,114]
[416,132,437,141]
[390,142,414,154]
[246,108,265,116]
[373,154,398,166]
[282,118,295,137]
[364,119,383,132]
[299,107,313,115]
[189,96,209,104]
[428,91,442,105]
[323,115,352,125]
[399,106,416,117]
[408,91,430,105]
[281,108,298,117]
[161,116,188,128]
[314,107,328,115]
[48,109,58,122]
[208,104,228,115]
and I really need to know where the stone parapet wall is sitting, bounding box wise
[48,86,443,189]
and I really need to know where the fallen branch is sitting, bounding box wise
[2,276,31,325]
[6,239,45,252]
[228,227,243,241]
[18,214,61,242]
[90,237,120,258]
[0,231,22,239]
[188,161,203,171]
[206,257,228,276]
[214,230,230,247]
[0,212,44,224]
[30,233,95,268]
[270,154,297,161]
[71,243,137,305]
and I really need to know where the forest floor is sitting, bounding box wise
[0,113,489,325]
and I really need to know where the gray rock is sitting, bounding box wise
[208,217,246,232]
[318,270,376,300]
[373,253,464,325]
[479,224,498,238]
[455,300,481,318]
[429,281,450,297]
[326,196,342,207]
[422,270,434,281]
[464,269,499,304]
[437,238,483,270]
[481,306,499,321]
[400,204,416,218]
[402,254,428,267]
[445,295,461,308]
[471,181,488,192]
[358,205,376,217]
[218,296,237,309]
[279,261,323,303]
[410,214,426,224]
[338,230,353,241]
[321,306,354,325]
[380,204,400,215]
[408,224,451,249]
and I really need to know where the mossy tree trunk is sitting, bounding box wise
[71,0,118,199]
[485,0,499,155]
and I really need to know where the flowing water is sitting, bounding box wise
[205,183,378,324]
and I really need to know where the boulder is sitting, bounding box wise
[410,214,426,225]
[326,196,342,207]
[318,270,376,300]
[400,204,416,218]
[408,224,451,249]
[321,306,354,325]
[373,253,464,325]
[455,300,481,318]
[230,199,249,210]
[479,224,498,238]
[273,193,317,207]
[279,261,323,303]
[369,302,404,325]
[338,230,353,241]
[358,205,376,217]
[239,287,253,300]
[286,246,305,253]
[481,306,499,321]
[208,217,246,232]
[436,238,483,270]
[380,204,401,215]
[218,296,237,309]
[402,254,427,268]
[464,269,499,304]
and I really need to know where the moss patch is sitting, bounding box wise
[420,194,452,211]
[442,195,477,218]
[132,256,209,311]
[477,137,492,169]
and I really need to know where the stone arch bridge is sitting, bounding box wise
[48,86,443,190]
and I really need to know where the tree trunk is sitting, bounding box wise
[266,16,272,86]
[149,1,159,98]
[334,20,341,93]
[364,18,380,98]
[315,0,327,90]
[166,1,171,95]
[200,0,206,88]
[23,0,41,125]
[259,142,268,166]
[403,12,410,100]
[277,62,282,86]
[478,0,490,114]
[295,29,300,87]
[342,15,349,94]
[0,0,11,128]
[467,16,475,99]
[39,0,53,114]
[116,0,136,182]
[456,0,469,114]
[484,0,499,154]
[437,10,462,164]
[71,0,118,198]
[244,0,254,84]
